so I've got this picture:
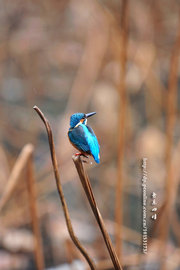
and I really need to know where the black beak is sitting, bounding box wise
[85,112,96,118]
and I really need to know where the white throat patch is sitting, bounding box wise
[74,118,87,128]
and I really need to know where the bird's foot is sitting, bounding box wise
[75,153,88,163]
[75,152,88,158]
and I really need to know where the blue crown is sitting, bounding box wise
[70,113,85,128]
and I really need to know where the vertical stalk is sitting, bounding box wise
[73,155,123,270]
[115,0,129,258]
[160,16,180,270]
[27,154,45,270]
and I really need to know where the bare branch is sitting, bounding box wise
[33,106,96,270]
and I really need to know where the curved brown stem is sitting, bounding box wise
[73,155,123,270]
[33,106,96,270]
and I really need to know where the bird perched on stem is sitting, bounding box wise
[68,112,100,163]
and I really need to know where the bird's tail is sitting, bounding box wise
[93,153,100,164]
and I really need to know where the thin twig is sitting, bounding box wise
[115,0,129,258]
[33,106,96,270]
[26,152,45,270]
[73,155,123,270]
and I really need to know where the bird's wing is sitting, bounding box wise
[85,125,100,163]
[68,126,91,153]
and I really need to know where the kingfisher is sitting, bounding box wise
[68,112,100,163]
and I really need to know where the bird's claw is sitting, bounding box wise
[75,153,89,163]
[75,153,88,158]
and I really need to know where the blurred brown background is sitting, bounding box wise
[0,0,180,269]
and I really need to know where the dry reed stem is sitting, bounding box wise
[148,139,180,246]
[159,16,180,270]
[0,144,45,270]
[33,106,96,270]
[0,144,33,212]
[115,0,129,258]
[73,155,123,270]
[146,15,180,270]
[26,153,45,270]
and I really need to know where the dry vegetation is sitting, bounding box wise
[0,0,180,269]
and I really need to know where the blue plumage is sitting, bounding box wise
[68,112,100,163]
